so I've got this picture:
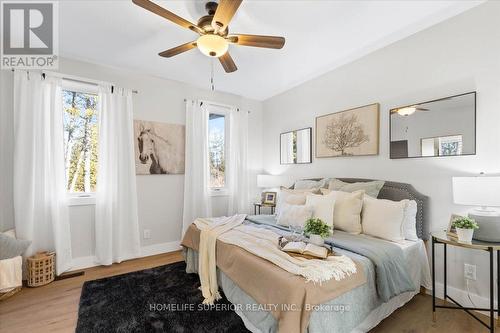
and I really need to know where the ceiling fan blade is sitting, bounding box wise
[212,0,243,33]
[416,108,430,111]
[227,34,285,49]
[159,41,197,58]
[132,0,203,34]
[219,52,237,73]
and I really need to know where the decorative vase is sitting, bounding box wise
[456,228,474,243]
[309,234,324,246]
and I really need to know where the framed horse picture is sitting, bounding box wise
[134,120,185,175]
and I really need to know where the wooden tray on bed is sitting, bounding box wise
[278,236,334,260]
[286,251,334,260]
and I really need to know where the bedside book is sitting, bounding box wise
[281,241,329,259]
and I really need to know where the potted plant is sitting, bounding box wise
[304,218,332,246]
[452,217,479,243]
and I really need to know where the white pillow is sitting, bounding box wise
[275,187,319,215]
[2,229,16,239]
[362,196,407,242]
[321,189,364,234]
[403,200,418,241]
[305,194,336,228]
[277,204,314,228]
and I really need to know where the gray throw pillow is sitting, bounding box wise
[328,179,385,198]
[293,178,331,190]
[0,233,31,260]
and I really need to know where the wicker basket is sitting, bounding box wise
[27,251,55,287]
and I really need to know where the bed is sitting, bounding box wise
[182,178,432,333]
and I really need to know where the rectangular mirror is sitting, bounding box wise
[280,127,312,164]
[390,92,476,159]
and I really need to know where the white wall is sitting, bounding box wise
[0,57,263,260]
[262,2,500,303]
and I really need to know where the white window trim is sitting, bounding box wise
[68,193,96,206]
[205,101,232,197]
[62,78,99,95]
[62,79,99,203]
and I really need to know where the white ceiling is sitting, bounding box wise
[59,0,483,101]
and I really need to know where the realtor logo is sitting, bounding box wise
[1,1,58,69]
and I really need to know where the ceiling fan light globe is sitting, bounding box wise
[196,34,229,58]
[397,106,417,116]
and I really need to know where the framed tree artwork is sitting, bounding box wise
[315,103,379,157]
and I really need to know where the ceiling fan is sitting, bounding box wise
[132,0,286,73]
[390,105,430,116]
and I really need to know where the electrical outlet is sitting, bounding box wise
[143,229,151,239]
[464,263,477,280]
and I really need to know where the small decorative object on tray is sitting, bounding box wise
[278,236,333,259]
[27,251,56,287]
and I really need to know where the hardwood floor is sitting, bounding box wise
[0,251,491,332]
[372,294,491,333]
[0,251,184,333]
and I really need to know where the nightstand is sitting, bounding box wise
[432,231,500,332]
[253,203,275,215]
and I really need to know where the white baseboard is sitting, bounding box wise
[69,240,181,272]
[429,282,498,318]
[140,241,181,257]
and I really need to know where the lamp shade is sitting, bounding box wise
[452,176,500,207]
[257,175,293,188]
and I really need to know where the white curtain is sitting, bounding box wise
[13,71,72,274]
[95,85,140,265]
[227,108,250,215]
[182,100,212,236]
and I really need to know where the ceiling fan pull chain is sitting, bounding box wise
[210,58,215,91]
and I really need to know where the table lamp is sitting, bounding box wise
[256,175,293,189]
[452,175,500,242]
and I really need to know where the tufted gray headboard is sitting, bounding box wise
[294,178,430,240]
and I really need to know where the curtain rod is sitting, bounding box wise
[183,98,251,114]
[62,76,139,94]
[11,68,138,94]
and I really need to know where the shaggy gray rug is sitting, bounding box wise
[76,261,250,332]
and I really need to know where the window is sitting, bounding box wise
[208,113,226,189]
[62,83,99,193]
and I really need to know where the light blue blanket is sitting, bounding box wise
[327,232,415,302]
[185,215,417,332]
[246,215,415,302]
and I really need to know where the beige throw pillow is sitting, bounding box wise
[277,204,314,228]
[305,194,336,228]
[275,187,319,215]
[361,196,407,242]
[328,179,385,198]
[321,189,364,234]
[286,194,307,206]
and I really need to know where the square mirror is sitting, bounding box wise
[390,92,476,159]
[280,127,312,164]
